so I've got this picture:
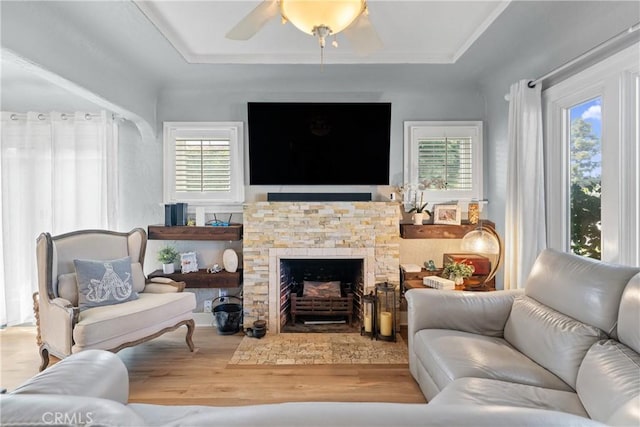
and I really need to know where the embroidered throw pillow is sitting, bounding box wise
[74,256,138,311]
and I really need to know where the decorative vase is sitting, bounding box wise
[162,263,175,274]
[452,275,464,286]
[413,213,424,225]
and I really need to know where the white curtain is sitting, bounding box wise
[504,80,547,289]
[0,111,118,326]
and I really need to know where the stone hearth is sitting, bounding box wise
[243,201,400,332]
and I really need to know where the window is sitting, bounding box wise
[164,122,244,208]
[544,45,639,265]
[568,97,602,259]
[403,121,483,203]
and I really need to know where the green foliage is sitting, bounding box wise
[570,117,601,260]
[442,261,474,279]
[570,118,600,184]
[408,191,430,214]
[570,180,601,259]
[408,202,430,214]
[157,246,179,264]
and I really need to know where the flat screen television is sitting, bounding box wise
[248,102,391,185]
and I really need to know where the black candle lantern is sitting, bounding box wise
[375,282,397,342]
[360,291,376,339]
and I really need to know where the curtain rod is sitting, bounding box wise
[528,22,640,89]
[7,112,119,121]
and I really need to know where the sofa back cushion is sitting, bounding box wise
[525,249,639,338]
[576,340,640,426]
[618,274,640,353]
[504,296,604,389]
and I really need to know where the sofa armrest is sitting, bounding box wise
[144,277,186,293]
[406,289,522,338]
[1,395,146,427]
[10,349,129,404]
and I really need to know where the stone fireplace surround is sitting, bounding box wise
[243,201,400,332]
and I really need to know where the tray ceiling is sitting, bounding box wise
[135,1,511,64]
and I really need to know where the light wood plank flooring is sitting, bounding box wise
[1,326,426,406]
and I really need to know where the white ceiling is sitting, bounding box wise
[134,1,510,64]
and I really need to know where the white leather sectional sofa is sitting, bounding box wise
[406,248,640,426]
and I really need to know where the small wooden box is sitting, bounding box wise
[443,253,491,275]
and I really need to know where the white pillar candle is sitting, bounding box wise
[364,315,372,333]
[380,311,393,337]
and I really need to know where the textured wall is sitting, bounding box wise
[243,202,400,329]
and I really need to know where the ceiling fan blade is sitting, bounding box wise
[343,12,383,56]
[225,0,279,41]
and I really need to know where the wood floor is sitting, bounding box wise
[0,326,426,406]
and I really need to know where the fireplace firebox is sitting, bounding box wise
[279,258,364,332]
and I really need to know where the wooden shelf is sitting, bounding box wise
[148,269,242,289]
[399,220,495,239]
[148,224,243,241]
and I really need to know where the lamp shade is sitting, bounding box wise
[461,229,500,254]
[280,0,365,35]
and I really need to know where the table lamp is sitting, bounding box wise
[461,223,503,288]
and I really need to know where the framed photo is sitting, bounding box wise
[433,204,461,225]
[180,252,198,273]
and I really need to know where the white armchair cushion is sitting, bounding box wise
[58,272,80,305]
[73,292,195,350]
[74,257,139,311]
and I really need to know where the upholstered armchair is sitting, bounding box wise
[34,228,196,371]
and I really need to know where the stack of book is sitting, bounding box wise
[423,276,456,290]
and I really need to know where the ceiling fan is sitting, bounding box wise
[225,0,383,58]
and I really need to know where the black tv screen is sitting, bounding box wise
[248,102,391,185]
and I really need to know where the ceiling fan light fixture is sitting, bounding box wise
[280,0,366,35]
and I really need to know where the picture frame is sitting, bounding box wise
[433,204,461,225]
[180,252,198,273]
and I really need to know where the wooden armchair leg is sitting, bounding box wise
[39,346,50,372]
[185,319,195,352]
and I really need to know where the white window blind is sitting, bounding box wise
[404,121,483,202]
[417,137,473,190]
[175,139,231,193]
[164,122,244,207]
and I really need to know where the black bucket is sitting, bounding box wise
[212,300,242,335]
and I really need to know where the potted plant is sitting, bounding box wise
[442,260,475,285]
[408,192,430,225]
[157,246,179,274]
